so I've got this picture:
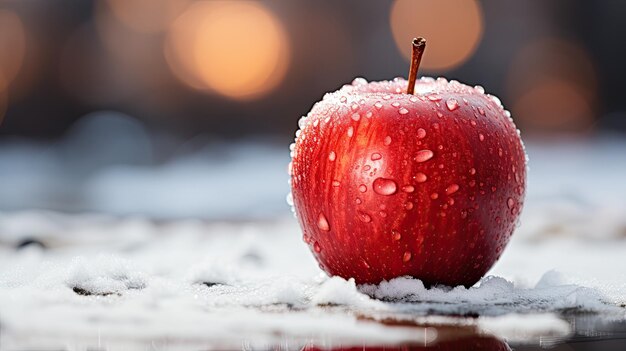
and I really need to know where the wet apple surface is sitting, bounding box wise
[290,77,526,286]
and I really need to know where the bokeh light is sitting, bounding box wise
[507,38,598,132]
[100,0,190,33]
[0,73,7,125]
[512,78,594,131]
[164,1,290,100]
[390,0,483,71]
[0,9,26,87]
[94,0,175,108]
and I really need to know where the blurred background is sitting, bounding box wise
[0,0,625,219]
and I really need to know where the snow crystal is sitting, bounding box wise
[66,255,146,295]
[311,277,379,307]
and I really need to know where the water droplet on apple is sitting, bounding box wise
[332,180,340,187]
[379,211,387,217]
[371,153,382,161]
[507,197,515,209]
[470,120,477,127]
[365,111,373,118]
[402,185,415,193]
[417,128,426,139]
[317,213,330,231]
[374,102,383,109]
[351,113,361,121]
[489,94,502,107]
[286,192,293,205]
[427,94,442,101]
[409,96,419,103]
[446,98,460,111]
[356,198,362,204]
[445,184,460,195]
[402,251,412,262]
[361,258,371,269]
[415,149,434,162]
[398,107,409,115]
[384,136,392,145]
[383,95,392,100]
[479,133,485,141]
[391,102,400,108]
[430,193,439,200]
[352,77,367,85]
[358,211,372,223]
[478,107,486,116]
[372,178,398,195]
[347,126,354,137]
[314,241,322,253]
[392,230,401,241]
[474,85,485,94]
[404,202,414,210]
[351,103,359,111]
[340,96,347,103]
[469,168,476,175]
[328,151,336,161]
[359,184,367,193]
[415,173,427,183]
[298,117,307,129]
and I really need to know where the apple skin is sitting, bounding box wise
[290,77,526,287]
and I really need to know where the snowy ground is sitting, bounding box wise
[0,129,625,349]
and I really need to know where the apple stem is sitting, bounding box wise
[407,37,426,95]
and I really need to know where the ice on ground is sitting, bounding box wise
[478,313,571,344]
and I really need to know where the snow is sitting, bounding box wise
[0,134,626,349]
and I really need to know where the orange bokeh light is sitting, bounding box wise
[0,72,7,125]
[101,0,190,33]
[512,78,594,132]
[164,1,290,100]
[507,38,597,102]
[390,0,483,71]
[507,38,598,133]
[0,9,26,87]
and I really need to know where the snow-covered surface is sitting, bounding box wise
[1,134,625,349]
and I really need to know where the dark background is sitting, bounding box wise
[1,0,625,143]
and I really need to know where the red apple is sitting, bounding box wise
[289,39,526,287]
